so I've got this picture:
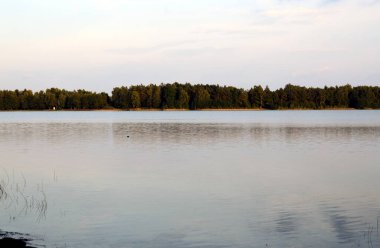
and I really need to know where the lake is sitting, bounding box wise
[0,110,380,248]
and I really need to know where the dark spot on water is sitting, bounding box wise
[0,231,37,248]
[0,237,35,248]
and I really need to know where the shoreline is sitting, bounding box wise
[0,107,373,112]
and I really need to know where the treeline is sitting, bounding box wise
[0,88,109,110]
[0,83,379,110]
[112,83,380,109]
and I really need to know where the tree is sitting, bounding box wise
[177,88,190,109]
[335,85,352,107]
[112,87,128,108]
[128,90,141,108]
[263,86,276,109]
[161,84,176,108]
[191,86,210,109]
[152,85,161,108]
[19,89,34,110]
[237,89,249,108]
[248,85,264,108]
[2,91,19,110]
[350,86,376,109]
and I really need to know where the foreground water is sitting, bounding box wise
[0,111,380,248]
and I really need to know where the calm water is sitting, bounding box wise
[0,111,380,248]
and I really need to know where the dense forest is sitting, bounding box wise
[0,83,379,110]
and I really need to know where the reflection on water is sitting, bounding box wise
[275,211,297,236]
[112,123,380,144]
[320,203,380,247]
[0,111,380,248]
[322,205,362,244]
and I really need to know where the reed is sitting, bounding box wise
[0,169,47,222]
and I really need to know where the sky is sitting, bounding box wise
[0,0,379,93]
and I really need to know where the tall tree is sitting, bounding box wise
[248,85,264,108]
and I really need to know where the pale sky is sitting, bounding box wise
[0,0,379,92]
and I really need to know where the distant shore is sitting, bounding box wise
[0,107,370,112]
[1,83,379,111]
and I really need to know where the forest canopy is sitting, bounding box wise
[0,83,379,110]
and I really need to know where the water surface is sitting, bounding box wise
[0,111,380,248]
